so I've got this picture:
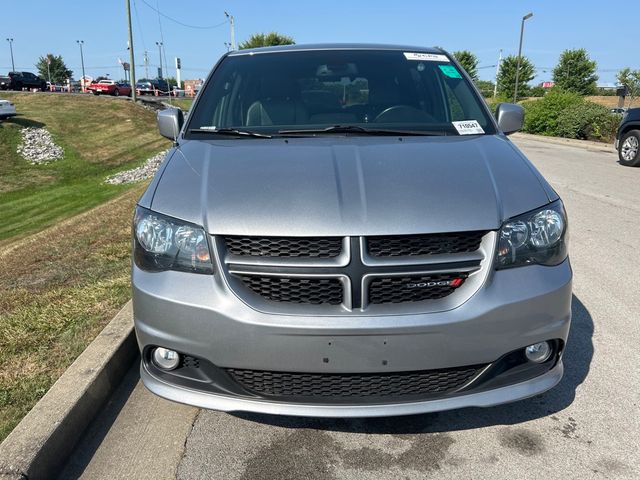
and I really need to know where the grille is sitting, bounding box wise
[367,231,485,257]
[226,365,483,399]
[369,273,466,304]
[238,275,343,305]
[225,236,342,258]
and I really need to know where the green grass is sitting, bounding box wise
[0,93,169,441]
[169,97,194,111]
[0,186,144,441]
[0,92,169,243]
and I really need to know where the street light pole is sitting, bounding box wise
[494,49,502,98]
[126,0,137,101]
[155,41,163,78]
[224,12,236,50]
[513,12,533,103]
[77,40,86,92]
[6,38,15,72]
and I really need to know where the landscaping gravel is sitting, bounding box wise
[105,150,169,185]
[17,127,64,164]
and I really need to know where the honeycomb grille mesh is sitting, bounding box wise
[225,236,342,258]
[226,365,483,398]
[369,273,466,304]
[367,231,485,257]
[238,276,343,305]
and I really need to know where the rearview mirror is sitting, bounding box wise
[157,108,184,140]
[495,103,524,135]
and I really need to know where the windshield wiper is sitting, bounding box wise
[278,125,446,136]
[189,128,272,138]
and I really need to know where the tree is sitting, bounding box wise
[474,80,495,98]
[239,32,295,50]
[453,50,478,81]
[552,49,598,95]
[616,68,640,108]
[36,54,72,84]
[496,55,535,101]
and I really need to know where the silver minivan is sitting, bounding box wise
[132,44,571,417]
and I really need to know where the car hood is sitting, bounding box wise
[150,135,555,236]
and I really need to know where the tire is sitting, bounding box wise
[113,89,120,97]
[13,82,22,91]
[40,83,47,92]
[92,90,99,96]
[618,130,640,167]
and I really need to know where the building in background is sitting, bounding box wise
[183,79,203,97]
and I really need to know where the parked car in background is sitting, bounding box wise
[136,79,169,96]
[616,108,640,167]
[46,82,65,92]
[135,44,572,417]
[0,72,47,91]
[0,74,11,90]
[0,99,17,119]
[87,79,132,96]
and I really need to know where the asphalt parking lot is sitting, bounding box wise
[60,135,640,480]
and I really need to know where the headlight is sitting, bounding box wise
[496,200,568,269]
[133,206,213,274]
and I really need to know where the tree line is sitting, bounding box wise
[30,32,640,107]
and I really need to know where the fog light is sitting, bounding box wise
[153,347,180,370]
[525,342,552,363]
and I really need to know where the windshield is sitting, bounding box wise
[187,49,495,137]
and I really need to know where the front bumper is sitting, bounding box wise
[141,358,563,417]
[133,259,572,416]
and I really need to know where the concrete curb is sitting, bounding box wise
[0,302,137,480]
[511,132,616,153]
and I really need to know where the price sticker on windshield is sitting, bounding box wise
[404,52,450,62]
[452,120,485,135]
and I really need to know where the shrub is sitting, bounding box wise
[557,102,621,142]
[484,95,510,116]
[522,89,584,136]
[528,86,546,97]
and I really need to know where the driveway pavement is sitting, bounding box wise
[60,136,640,480]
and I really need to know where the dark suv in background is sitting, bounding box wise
[136,79,170,96]
[0,72,47,91]
[616,108,640,167]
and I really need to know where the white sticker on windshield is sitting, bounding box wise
[452,120,485,135]
[404,52,449,62]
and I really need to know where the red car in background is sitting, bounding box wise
[87,79,132,97]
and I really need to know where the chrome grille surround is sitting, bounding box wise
[216,232,495,314]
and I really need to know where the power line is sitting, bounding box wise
[133,0,147,52]
[139,0,228,30]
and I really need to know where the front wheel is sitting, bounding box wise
[113,89,120,97]
[618,130,640,167]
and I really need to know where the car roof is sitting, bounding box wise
[227,43,445,56]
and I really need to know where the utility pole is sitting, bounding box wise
[144,50,149,79]
[513,12,533,103]
[77,40,86,92]
[6,38,15,72]
[155,41,163,78]
[493,49,502,98]
[224,12,236,50]
[46,56,51,84]
[126,0,137,101]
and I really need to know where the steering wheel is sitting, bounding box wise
[373,105,434,123]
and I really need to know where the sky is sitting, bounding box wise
[1,0,633,86]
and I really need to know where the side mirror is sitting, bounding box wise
[157,108,184,140]
[495,103,524,135]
